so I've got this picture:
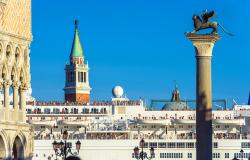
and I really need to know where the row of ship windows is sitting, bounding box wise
[242,142,250,148]
[138,115,234,120]
[159,153,184,158]
[40,126,81,129]
[234,152,250,158]
[133,125,230,129]
[134,142,218,149]
[35,117,89,120]
[134,125,193,129]
[146,152,247,159]
[35,152,250,159]
[132,153,155,159]
[27,108,107,114]
[213,152,250,159]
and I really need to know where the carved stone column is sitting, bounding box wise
[186,33,220,160]
[20,83,28,122]
[3,80,10,121]
[12,81,19,121]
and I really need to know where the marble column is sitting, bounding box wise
[20,85,27,122]
[3,81,10,121]
[12,81,19,121]
[186,33,220,160]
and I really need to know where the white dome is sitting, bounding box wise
[112,86,124,98]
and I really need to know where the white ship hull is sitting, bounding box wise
[33,139,250,160]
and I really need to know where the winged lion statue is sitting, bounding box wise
[187,10,233,36]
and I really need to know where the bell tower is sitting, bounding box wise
[64,20,91,103]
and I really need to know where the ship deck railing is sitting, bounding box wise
[27,100,142,107]
[33,135,250,141]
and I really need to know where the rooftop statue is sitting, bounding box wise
[186,10,233,36]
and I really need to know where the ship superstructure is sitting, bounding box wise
[26,87,250,160]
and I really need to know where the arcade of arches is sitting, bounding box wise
[0,0,34,159]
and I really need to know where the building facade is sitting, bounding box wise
[0,0,33,159]
[64,20,91,103]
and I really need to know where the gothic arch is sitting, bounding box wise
[13,131,27,147]
[5,44,13,63]
[12,135,24,160]
[1,64,8,80]
[14,46,22,67]
[0,130,8,159]
[19,68,26,83]
[11,66,18,82]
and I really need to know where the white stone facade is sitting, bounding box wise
[0,0,33,159]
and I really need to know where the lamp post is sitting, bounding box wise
[133,138,155,160]
[52,130,81,159]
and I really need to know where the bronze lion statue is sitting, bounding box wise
[187,10,233,36]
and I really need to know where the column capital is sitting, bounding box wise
[12,81,20,89]
[186,33,220,57]
[3,80,11,87]
[20,83,29,91]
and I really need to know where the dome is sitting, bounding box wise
[161,85,189,110]
[112,86,124,98]
[161,101,189,111]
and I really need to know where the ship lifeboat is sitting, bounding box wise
[173,119,196,124]
[213,118,245,125]
[59,120,88,126]
[136,119,172,125]
[28,120,57,126]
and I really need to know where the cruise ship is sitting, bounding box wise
[24,22,250,160]
[24,85,250,160]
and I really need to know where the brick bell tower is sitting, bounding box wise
[64,20,91,103]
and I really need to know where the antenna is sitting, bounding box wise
[233,99,238,105]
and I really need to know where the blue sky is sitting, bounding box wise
[31,0,250,105]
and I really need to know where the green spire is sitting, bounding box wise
[70,20,84,58]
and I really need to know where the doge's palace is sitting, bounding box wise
[0,0,33,159]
